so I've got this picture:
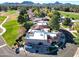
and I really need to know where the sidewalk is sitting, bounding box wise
[74,47,79,57]
[0,16,9,36]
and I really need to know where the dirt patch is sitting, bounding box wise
[0,11,19,20]
[9,13,19,20]
[19,26,26,37]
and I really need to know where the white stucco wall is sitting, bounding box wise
[26,30,47,40]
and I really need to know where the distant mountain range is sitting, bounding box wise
[0,1,78,6]
[22,1,34,4]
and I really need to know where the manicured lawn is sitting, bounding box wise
[59,11,79,20]
[0,16,6,24]
[1,10,20,47]
[3,20,20,47]
[72,32,79,45]
[6,10,16,14]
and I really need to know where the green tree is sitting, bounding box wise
[17,8,29,24]
[39,11,46,17]
[24,21,34,32]
[62,18,71,26]
[47,11,53,18]
[48,11,60,31]
[53,11,60,18]
[34,8,40,17]
[33,7,46,17]
[19,8,27,15]
[17,8,34,32]
[18,14,29,24]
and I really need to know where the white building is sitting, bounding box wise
[26,29,59,46]
[26,15,62,46]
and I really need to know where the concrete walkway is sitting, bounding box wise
[0,16,9,36]
[0,44,7,48]
[0,16,9,49]
[74,47,79,57]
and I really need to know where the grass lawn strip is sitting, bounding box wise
[59,11,79,20]
[0,16,6,24]
[3,20,20,47]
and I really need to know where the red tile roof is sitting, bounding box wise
[32,25,49,30]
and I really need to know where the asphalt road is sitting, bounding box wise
[0,46,20,57]
[0,37,5,46]
[0,36,27,57]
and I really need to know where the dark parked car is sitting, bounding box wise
[15,48,19,54]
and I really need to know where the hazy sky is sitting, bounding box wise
[0,0,79,5]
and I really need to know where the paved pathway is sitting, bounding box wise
[0,37,21,57]
[74,47,79,57]
[0,44,7,48]
[0,16,9,36]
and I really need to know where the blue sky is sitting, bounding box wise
[0,0,79,5]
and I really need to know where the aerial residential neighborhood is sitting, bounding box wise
[0,0,79,57]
